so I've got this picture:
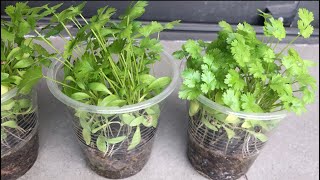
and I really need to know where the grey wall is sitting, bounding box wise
[1,1,319,27]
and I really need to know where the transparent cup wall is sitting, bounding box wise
[187,96,286,179]
[1,88,39,157]
[47,52,178,178]
[68,102,162,177]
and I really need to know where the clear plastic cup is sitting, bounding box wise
[187,95,287,180]
[1,88,39,179]
[46,51,179,179]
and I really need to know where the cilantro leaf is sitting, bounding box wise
[181,69,201,88]
[241,93,263,112]
[263,17,286,40]
[297,8,314,38]
[224,69,245,91]
[184,40,202,59]
[222,89,241,111]
[230,35,251,67]
[178,84,202,100]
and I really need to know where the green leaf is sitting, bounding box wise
[1,73,9,81]
[1,121,18,128]
[270,74,292,96]
[139,74,156,85]
[106,136,126,144]
[241,93,263,113]
[1,27,14,41]
[129,116,145,126]
[88,82,112,95]
[224,114,239,124]
[145,104,160,115]
[297,8,314,38]
[7,47,21,60]
[302,87,315,104]
[107,100,127,107]
[1,131,7,141]
[147,77,171,91]
[222,89,240,111]
[214,91,224,105]
[201,118,218,131]
[189,100,200,116]
[92,124,107,133]
[1,99,16,111]
[172,50,187,59]
[241,120,252,129]
[139,21,164,37]
[248,131,268,142]
[263,17,286,40]
[73,57,95,80]
[96,134,107,152]
[120,114,136,125]
[17,99,31,109]
[79,118,91,131]
[18,19,31,37]
[248,61,266,80]
[223,126,235,139]
[201,70,216,93]
[178,84,201,100]
[18,66,43,95]
[63,39,76,60]
[224,69,245,91]
[71,92,91,101]
[98,95,120,106]
[219,20,233,32]
[120,1,148,20]
[109,39,126,54]
[181,69,201,88]
[164,20,180,29]
[230,35,251,67]
[151,114,159,128]
[13,58,34,69]
[184,40,202,59]
[82,128,91,145]
[65,76,76,82]
[128,126,141,150]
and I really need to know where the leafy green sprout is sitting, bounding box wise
[173,8,316,153]
[25,1,180,154]
[1,2,58,147]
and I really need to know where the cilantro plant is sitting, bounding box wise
[40,2,179,155]
[1,2,57,148]
[173,9,316,153]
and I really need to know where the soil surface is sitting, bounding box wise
[187,133,258,180]
[82,138,154,179]
[1,132,39,180]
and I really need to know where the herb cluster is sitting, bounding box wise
[174,9,316,142]
[1,2,56,146]
[174,8,316,115]
[38,2,179,153]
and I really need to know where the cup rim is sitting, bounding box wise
[46,51,179,114]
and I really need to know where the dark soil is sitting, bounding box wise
[187,133,258,180]
[1,132,39,180]
[82,138,154,179]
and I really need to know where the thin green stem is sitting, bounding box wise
[43,75,81,91]
[276,35,300,58]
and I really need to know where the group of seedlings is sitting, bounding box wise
[1,1,316,180]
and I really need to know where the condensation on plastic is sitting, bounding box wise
[188,97,287,158]
[46,51,179,155]
[1,88,39,157]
